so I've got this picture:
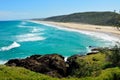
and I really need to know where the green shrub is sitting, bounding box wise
[97,67,120,80]
[108,44,120,67]
[67,53,108,77]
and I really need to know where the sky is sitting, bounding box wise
[0,0,120,20]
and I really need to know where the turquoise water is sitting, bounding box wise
[0,21,113,62]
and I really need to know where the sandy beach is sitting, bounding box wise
[31,20,120,41]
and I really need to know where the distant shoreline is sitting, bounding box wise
[30,20,120,43]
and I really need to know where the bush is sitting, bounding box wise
[67,53,107,78]
[108,44,120,67]
[97,67,120,80]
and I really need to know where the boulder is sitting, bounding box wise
[5,54,67,78]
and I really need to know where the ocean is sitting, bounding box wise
[0,21,116,64]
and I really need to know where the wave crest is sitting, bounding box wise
[37,22,120,43]
[21,21,26,25]
[0,42,20,51]
[0,60,7,64]
[31,27,44,33]
[16,33,46,42]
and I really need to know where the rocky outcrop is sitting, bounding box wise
[66,55,84,76]
[5,54,67,78]
[6,53,101,78]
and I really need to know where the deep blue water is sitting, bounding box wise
[0,21,113,63]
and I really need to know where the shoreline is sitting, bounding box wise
[30,20,120,43]
[1,20,120,64]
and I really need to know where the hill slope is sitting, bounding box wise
[0,65,120,80]
[0,53,120,80]
[44,12,120,26]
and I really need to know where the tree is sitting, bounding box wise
[115,17,120,31]
[113,11,120,31]
[108,44,120,67]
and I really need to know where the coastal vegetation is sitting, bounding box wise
[43,11,120,26]
[0,0,120,80]
[114,14,120,30]
[0,65,120,80]
[0,44,120,80]
[106,44,120,67]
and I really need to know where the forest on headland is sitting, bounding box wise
[43,11,120,26]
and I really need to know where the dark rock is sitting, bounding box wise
[5,54,67,78]
[87,51,99,55]
[28,55,42,60]
[5,59,21,66]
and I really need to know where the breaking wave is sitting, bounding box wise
[31,27,44,33]
[16,33,46,42]
[36,22,120,44]
[0,42,20,51]
[21,21,26,25]
[0,60,7,64]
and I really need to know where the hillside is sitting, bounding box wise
[0,65,120,80]
[43,12,120,26]
[0,52,120,80]
[1,40,120,80]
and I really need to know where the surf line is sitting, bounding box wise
[0,42,20,51]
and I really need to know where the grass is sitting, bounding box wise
[68,53,111,77]
[0,53,120,80]
[0,65,58,80]
[0,65,120,80]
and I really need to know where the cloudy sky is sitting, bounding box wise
[0,0,120,20]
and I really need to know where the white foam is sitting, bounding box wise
[64,57,68,62]
[18,25,35,28]
[77,31,120,42]
[86,46,92,53]
[31,21,120,43]
[16,33,46,42]
[0,60,7,64]
[21,21,26,25]
[18,25,27,28]
[31,27,44,33]
[0,42,20,51]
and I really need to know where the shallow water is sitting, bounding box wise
[0,21,114,63]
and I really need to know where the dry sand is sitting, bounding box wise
[31,20,120,41]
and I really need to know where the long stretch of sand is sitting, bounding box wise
[31,20,120,41]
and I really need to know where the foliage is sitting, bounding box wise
[114,15,120,30]
[108,44,120,67]
[44,11,120,26]
[67,53,111,78]
[0,65,58,80]
[96,67,120,80]
[0,50,120,80]
[0,65,120,80]
[1,45,120,80]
